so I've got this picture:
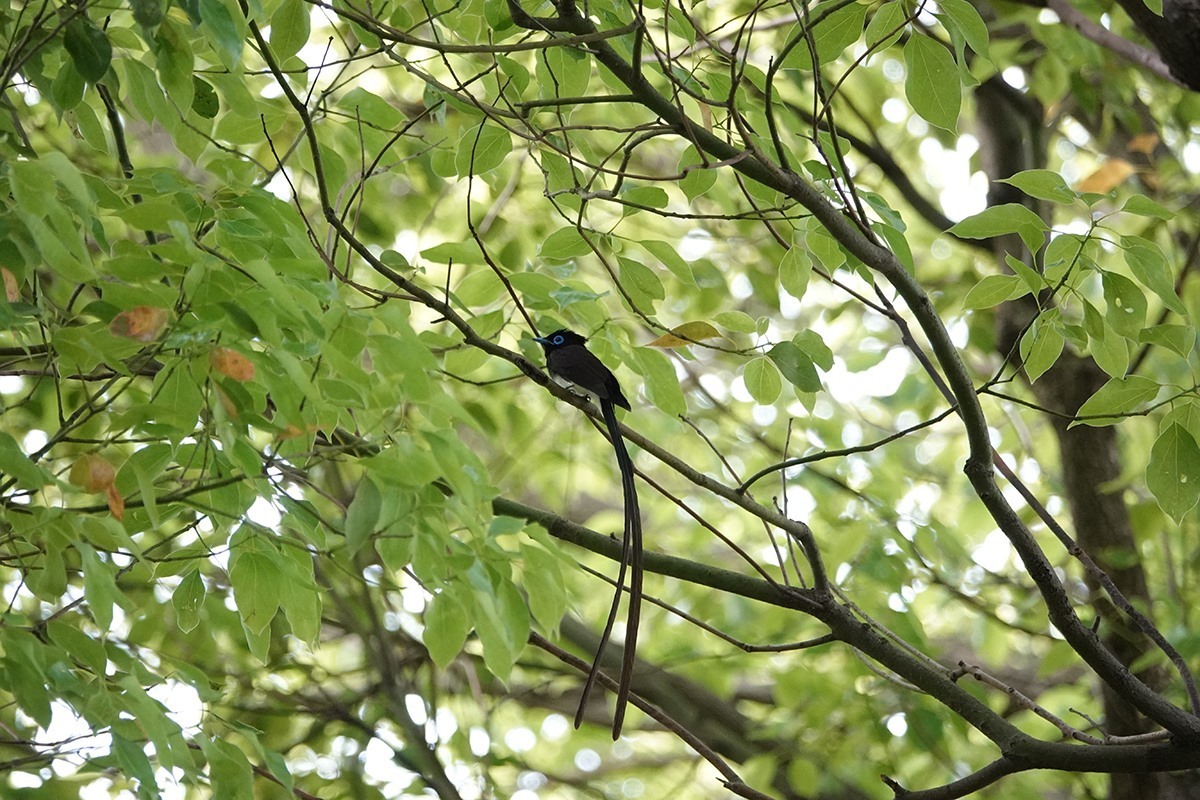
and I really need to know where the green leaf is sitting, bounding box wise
[1147,424,1200,522]
[1089,326,1130,378]
[1101,271,1148,339]
[793,330,834,371]
[632,347,685,417]
[934,0,991,58]
[522,544,567,632]
[949,204,1048,254]
[768,341,821,392]
[172,569,205,633]
[112,729,158,791]
[864,1,908,49]
[155,20,195,110]
[622,186,670,209]
[1074,376,1160,426]
[1162,399,1200,444]
[192,76,219,118]
[903,34,961,131]
[1122,236,1186,314]
[423,241,483,265]
[539,227,593,260]
[237,725,294,795]
[464,564,528,681]
[423,589,470,669]
[998,256,1041,295]
[1138,325,1196,360]
[1122,195,1174,220]
[344,475,382,554]
[780,247,813,301]
[783,2,868,69]
[200,0,244,70]
[805,225,845,271]
[644,239,695,284]
[618,256,665,303]
[1019,318,1063,383]
[678,145,718,201]
[269,0,310,59]
[46,620,107,676]
[63,16,112,82]
[278,546,322,644]
[712,310,757,334]
[10,159,54,216]
[744,357,782,405]
[2,630,53,727]
[962,274,1030,309]
[999,169,1077,203]
[537,46,590,98]
[51,59,85,110]
[202,737,254,800]
[0,431,48,489]
[876,222,914,273]
[77,542,119,632]
[456,122,512,176]
[229,543,283,634]
[130,0,167,30]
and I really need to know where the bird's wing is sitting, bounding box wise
[550,346,626,406]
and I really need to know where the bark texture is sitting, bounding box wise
[975,76,1200,800]
[1113,0,1200,89]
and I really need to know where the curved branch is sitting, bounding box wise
[503,0,1200,740]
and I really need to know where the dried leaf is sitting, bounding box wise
[278,423,319,440]
[1126,133,1159,156]
[109,306,169,341]
[645,321,722,348]
[105,483,125,521]
[1,268,18,302]
[1076,160,1135,193]
[69,454,115,492]
[210,347,255,381]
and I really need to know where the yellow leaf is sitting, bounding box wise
[645,321,722,348]
[1076,160,1134,193]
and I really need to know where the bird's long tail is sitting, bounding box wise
[573,397,642,739]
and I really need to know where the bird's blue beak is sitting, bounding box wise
[532,336,550,345]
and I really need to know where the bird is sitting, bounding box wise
[533,328,641,739]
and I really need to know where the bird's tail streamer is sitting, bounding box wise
[573,397,642,739]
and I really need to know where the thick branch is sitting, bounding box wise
[505,0,1200,742]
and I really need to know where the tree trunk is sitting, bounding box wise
[975,76,1200,800]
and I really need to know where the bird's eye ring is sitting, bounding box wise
[552,334,564,345]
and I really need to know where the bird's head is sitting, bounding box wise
[533,329,586,352]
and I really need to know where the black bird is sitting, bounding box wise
[533,329,641,739]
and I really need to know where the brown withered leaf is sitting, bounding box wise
[1,268,18,302]
[278,423,320,440]
[1127,133,1160,156]
[69,454,115,493]
[1076,160,1135,194]
[109,306,169,342]
[105,484,125,521]
[645,321,722,348]
[210,347,255,382]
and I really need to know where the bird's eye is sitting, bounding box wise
[552,334,564,345]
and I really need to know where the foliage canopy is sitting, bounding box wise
[1,0,1200,798]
